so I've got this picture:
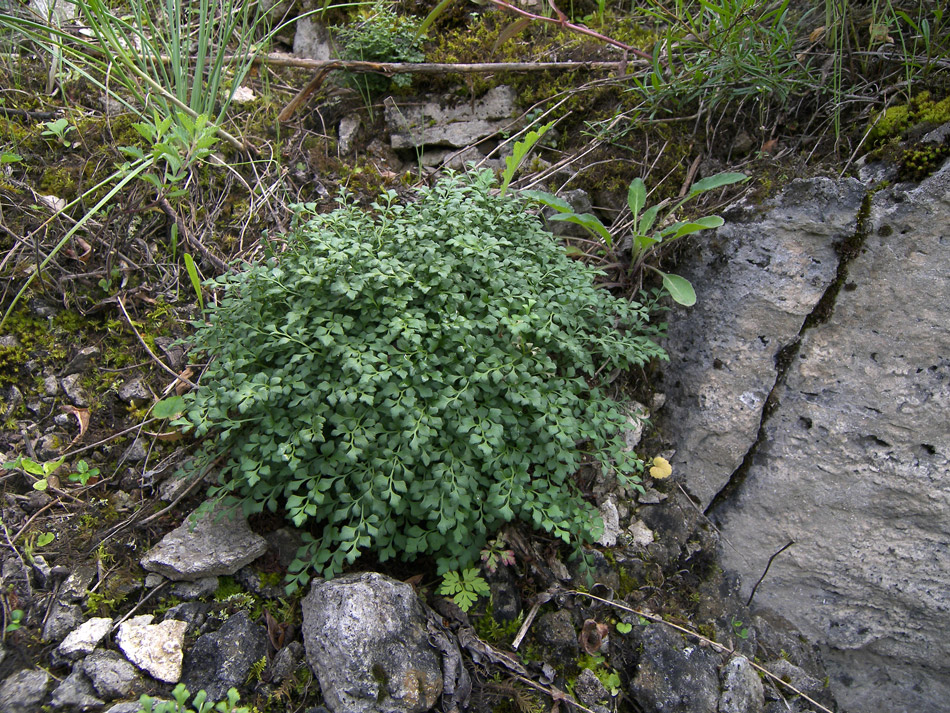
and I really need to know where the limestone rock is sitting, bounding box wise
[293,17,331,60]
[57,617,113,659]
[656,177,865,508]
[0,668,51,713]
[574,668,610,706]
[117,378,150,405]
[42,601,83,643]
[60,373,90,407]
[115,615,188,683]
[301,572,445,713]
[140,501,267,581]
[385,86,517,150]
[711,163,950,713]
[180,610,268,701]
[534,610,578,659]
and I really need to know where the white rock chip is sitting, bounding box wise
[116,615,188,683]
[57,617,113,659]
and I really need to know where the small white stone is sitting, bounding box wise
[628,520,655,547]
[116,615,188,683]
[57,617,113,659]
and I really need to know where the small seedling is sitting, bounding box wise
[5,609,23,633]
[40,118,75,147]
[3,455,66,491]
[68,459,100,486]
[616,621,633,634]
[480,534,516,574]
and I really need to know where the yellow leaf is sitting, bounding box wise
[649,456,672,480]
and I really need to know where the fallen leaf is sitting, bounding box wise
[62,404,90,446]
[172,367,195,396]
[579,619,609,655]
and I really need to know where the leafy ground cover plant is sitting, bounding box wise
[334,1,424,114]
[179,170,666,591]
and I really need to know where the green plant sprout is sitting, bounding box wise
[499,121,553,196]
[439,567,490,612]
[138,684,250,713]
[40,117,75,147]
[3,455,66,491]
[523,171,747,306]
[480,534,516,574]
[5,609,23,633]
[69,460,100,486]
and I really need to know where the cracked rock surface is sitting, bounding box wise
[656,176,865,508]
[660,162,950,712]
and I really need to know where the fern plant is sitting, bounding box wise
[179,170,666,591]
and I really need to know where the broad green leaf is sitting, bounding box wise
[153,395,186,419]
[687,171,747,196]
[548,213,612,246]
[638,204,662,236]
[36,532,55,547]
[627,178,646,223]
[654,269,697,306]
[664,216,724,240]
[500,122,553,196]
[633,232,661,253]
[184,253,204,312]
[520,190,573,213]
[415,0,456,40]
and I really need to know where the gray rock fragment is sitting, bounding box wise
[627,623,720,713]
[42,601,84,643]
[50,669,104,711]
[82,650,141,700]
[117,378,151,405]
[386,86,517,150]
[62,346,100,376]
[140,501,267,581]
[269,642,305,683]
[293,17,331,60]
[180,610,268,701]
[60,373,89,407]
[719,656,764,713]
[0,669,51,713]
[574,668,610,706]
[301,572,445,713]
[535,610,578,658]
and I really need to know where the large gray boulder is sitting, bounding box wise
[301,572,448,713]
[660,161,950,712]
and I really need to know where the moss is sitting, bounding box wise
[867,92,950,145]
[899,142,950,181]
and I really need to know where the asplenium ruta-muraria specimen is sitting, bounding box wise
[180,170,667,590]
